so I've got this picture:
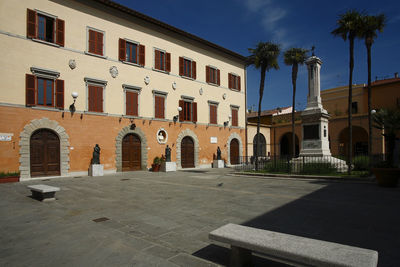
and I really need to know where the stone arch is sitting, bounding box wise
[338,126,368,156]
[19,118,70,180]
[226,132,243,166]
[115,126,148,171]
[176,129,199,169]
[279,132,299,157]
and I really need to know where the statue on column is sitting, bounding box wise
[165,145,171,162]
[217,146,221,160]
[91,144,101,164]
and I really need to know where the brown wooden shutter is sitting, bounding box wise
[155,50,160,70]
[96,32,103,55]
[192,102,197,122]
[97,86,103,112]
[206,66,210,83]
[228,74,232,89]
[192,61,196,79]
[55,79,64,109]
[132,92,138,116]
[238,76,241,91]
[88,29,95,54]
[210,105,217,124]
[56,18,65,47]
[126,90,132,115]
[25,74,36,106]
[217,69,220,86]
[88,86,95,111]
[160,97,164,118]
[119,38,126,61]
[27,9,37,38]
[179,100,184,121]
[232,109,238,126]
[179,57,184,76]
[138,45,145,66]
[166,52,171,72]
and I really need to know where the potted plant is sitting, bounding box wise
[371,108,400,187]
[0,171,20,183]
[152,156,161,172]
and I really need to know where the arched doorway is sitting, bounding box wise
[338,126,368,156]
[122,134,141,171]
[181,136,194,168]
[280,132,299,157]
[253,133,266,157]
[30,129,60,177]
[230,138,239,165]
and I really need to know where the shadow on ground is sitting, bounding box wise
[194,181,400,267]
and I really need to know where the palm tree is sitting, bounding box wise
[331,10,363,174]
[247,42,280,170]
[358,14,386,168]
[284,48,308,158]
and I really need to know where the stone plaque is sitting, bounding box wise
[210,137,217,144]
[303,125,319,140]
[0,133,13,141]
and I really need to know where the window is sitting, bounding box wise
[118,39,145,66]
[179,57,196,79]
[179,98,197,122]
[206,66,220,85]
[87,27,104,56]
[26,9,64,46]
[85,78,107,113]
[154,49,171,72]
[231,107,239,127]
[153,90,167,119]
[228,73,241,91]
[25,67,64,109]
[123,85,141,116]
[208,101,218,125]
[351,102,358,114]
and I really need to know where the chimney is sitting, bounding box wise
[395,72,399,78]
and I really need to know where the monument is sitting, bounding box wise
[292,53,347,172]
[213,146,224,168]
[161,145,176,172]
[89,144,104,176]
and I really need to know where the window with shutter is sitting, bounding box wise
[209,104,218,125]
[27,9,64,46]
[87,28,104,56]
[26,70,62,109]
[154,95,165,119]
[207,66,219,85]
[126,90,139,116]
[229,73,241,91]
[88,85,104,112]
[154,49,169,72]
[231,108,239,127]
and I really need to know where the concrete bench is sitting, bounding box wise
[209,223,378,267]
[27,184,60,201]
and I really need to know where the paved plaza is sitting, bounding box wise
[0,169,399,266]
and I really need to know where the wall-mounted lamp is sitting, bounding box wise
[224,115,232,127]
[173,106,183,123]
[130,118,136,130]
[69,92,79,113]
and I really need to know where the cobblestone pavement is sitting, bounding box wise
[0,169,398,266]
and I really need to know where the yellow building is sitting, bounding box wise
[249,76,400,157]
[0,0,247,180]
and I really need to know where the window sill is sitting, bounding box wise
[84,111,108,116]
[122,61,143,68]
[85,51,107,59]
[207,82,220,87]
[180,75,195,81]
[30,106,63,112]
[153,117,168,122]
[229,88,241,92]
[152,68,169,75]
[32,38,60,48]
[123,115,141,119]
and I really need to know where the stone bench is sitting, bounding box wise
[209,223,378,267]
[27,184,60,201]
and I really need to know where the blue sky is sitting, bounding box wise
[114,0,400,112]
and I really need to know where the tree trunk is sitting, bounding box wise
[255,67,266,171]
[366,40,373,171]
[348,37,354,174]
[291,63,298,158]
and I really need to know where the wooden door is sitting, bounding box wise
[181,136,194,168]
[30,129,60,177]
[122,134,141,171]
[230,139,239,165]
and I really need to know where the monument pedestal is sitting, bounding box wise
[161,162,176,172]
[213,160,224,168]
[89,164,104,176]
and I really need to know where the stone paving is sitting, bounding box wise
[0,169,399,266]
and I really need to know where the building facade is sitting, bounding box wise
[0,0,247,180]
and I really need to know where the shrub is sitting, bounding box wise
[353,155,369,171]
[263,160,290,173]
[153,157,160,165]
[299,162,337,175]
[0,171,20,178]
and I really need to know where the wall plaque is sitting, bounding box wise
[210,137,217,144]
[0,133,13,141]
[303,125,319,140]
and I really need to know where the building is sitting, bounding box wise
[247,75,400,157]
[0,0,247,180]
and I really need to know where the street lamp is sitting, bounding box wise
[173,106,182,123]
[69,92,79,113]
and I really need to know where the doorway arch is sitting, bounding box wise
[280,132,299,157]
[181,136,195,168]
[122,133,142,171]
[30,129,60,177]
[253,133,266,157]
[338,126,368,156]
